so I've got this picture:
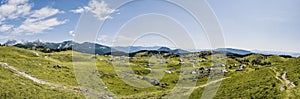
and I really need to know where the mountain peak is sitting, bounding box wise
[4,39,28,46]
[157,47,172,52]
[215,48,252,55]
[34,39,45,43]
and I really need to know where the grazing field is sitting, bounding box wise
[0,46,299,98]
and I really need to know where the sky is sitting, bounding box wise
[0,0,299,52]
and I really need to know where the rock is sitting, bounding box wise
[34,52,39,57]
[170,67,176,71]
[142,76,149,80]
[180,70,187,73]
[152,80,160,86]
[53,64,62,68]
[192,79,197,82]
[193,58,197,60]
[165,60,169,63]
[197,76,203,79]
[199,59,206,62]
[97,74,101,77]
[161,83,166,88]
[104,87,108,91]
[91,55,97,59]
[280,86,285,91]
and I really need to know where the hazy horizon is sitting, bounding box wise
[2,39,300,54]
[0,0,299,53]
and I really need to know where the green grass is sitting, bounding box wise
[0,61,83,98]
[190,68,283,99]
[0,47,78,86]
[0,46,299,98]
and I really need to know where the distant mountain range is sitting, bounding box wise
[252,50,300,58]
[3,40,300,57]
[113,46,161,53]
[5,40,112,55]
[215,48,300,57]
[3,40,189,55]
[4,39,28,46]
[215,48,252,55]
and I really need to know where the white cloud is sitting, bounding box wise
[97,35,108,43]
[70,7,84,13]
[0,4,16,15]
[30,7,62,20]
[0,24,13,32]
[0,0,31,21]
[8,0,28,5]
[14,18,67,35]
[69,30,75,37]
[0,0,67,35]
[71,0,118,21]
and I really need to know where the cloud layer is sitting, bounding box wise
[71,0,118,21]
[0,0,66,36]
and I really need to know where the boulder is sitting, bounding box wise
[152,80,160,86]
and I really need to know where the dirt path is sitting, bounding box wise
[120,77,230,98]
[0,62,51,85]
[167,77,231,97]
[0,62,81,93]
[270,67,296,98]
[271,68,296,89]
[282,71,296,88]
[193,77,230,89]
[271,68,284,86]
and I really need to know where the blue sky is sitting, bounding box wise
[209,0,300,52]
[0,0,299,52]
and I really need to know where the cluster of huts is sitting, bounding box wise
[91,54,248,87]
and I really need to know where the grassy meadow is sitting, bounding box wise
[0,46,299,98]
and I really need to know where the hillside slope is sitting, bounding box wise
[0,46,299,98]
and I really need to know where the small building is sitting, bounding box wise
[234,64,237,67]
[145,68,152,71]
[180,61,185,64]
[221,64,226,67]
[164,70,172,74]
[221,70,229,73]
[147,63,153,66]
[199,59,206,62]
[236,65,246,71]
[191,70,198,74]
